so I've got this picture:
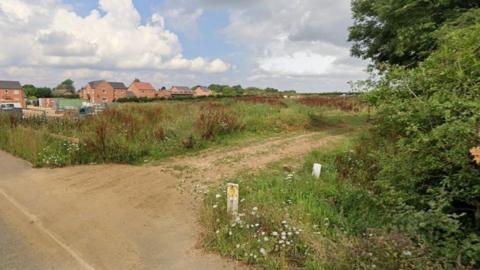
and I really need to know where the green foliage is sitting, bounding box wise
[53,78,76,97]
[202,137,435,269]
[208,84,293,96]
[344,9,480,267]
[349,0,480,68]
[23,84,52,98]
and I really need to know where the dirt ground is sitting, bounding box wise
[0,132,344,270]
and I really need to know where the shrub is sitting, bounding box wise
[196,103,245,140]
[338,10,480,267]
[307,112,327,129]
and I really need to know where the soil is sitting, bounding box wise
[0,132,344,269]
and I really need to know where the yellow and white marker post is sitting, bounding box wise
[226,183,239,219]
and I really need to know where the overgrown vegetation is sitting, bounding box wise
[202,137,437,269]
[344,7,480,268]
[203,5,480,270]
[349,0,480,68]
[0,98,362,167]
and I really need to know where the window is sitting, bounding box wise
[14,90,19,95]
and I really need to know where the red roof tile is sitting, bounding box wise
[131,82,155,91]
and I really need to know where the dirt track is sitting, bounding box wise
[0,132,344,269]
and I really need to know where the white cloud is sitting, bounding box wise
[216,0,369,90]
[258,51,336,76]
[164,7,203,35]
[0,0,230,75]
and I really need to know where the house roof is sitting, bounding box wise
[0,80,22,89]
[88,80,104,88]
[109,82,127,89]
[171,86,193,94]
[88,80,127,90]
[195,86,211,92]
[131,82,155,91]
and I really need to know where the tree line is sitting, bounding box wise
[23,79,77,98]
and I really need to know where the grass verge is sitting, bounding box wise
[201,135,438,269]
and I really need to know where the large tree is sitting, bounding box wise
[53,79,76,97]
[349,0,480,68]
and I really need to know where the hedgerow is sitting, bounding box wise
[338,9,480,267]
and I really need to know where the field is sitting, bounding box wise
[0,96,363,167]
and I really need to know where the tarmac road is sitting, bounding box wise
[0,193,85,270]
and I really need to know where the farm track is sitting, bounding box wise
[0,131,345,270]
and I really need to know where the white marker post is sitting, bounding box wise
[312,163,322,178]
[226,183,239,219]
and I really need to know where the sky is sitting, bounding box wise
[0,0,369,92]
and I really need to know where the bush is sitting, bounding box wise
[196,103,245,140]
[307,112,327,130]
[339,10,480,267]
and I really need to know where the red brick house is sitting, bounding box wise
[128,81,156,98]
[193,86,212,97]
[169,86,193,97]
[80,80,128,104]
[157,88,172,99]
[0,80,26,108]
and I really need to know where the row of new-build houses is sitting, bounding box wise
[0,79,212,108]
[79,80,212,104]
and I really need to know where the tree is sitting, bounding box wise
[349,0,480,68]
[23,84,52,98]
[53,79,76,97]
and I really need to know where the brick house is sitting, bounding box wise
[80,80,128,104]
[193,86,212,97]
[0,80,26,108]
[169,86,193,97]
[128,81,156,98]
[157,88,172,99]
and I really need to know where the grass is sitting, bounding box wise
[0,98,365,167]
[201,134,437,269]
